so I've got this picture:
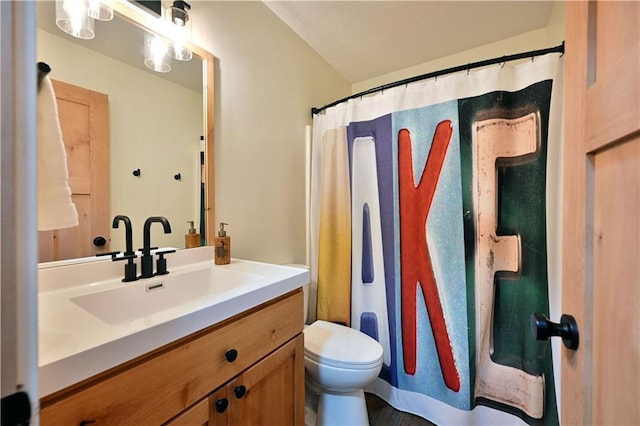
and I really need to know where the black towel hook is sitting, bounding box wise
[37,62,51,92]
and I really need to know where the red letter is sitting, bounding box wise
[398,120,460,392]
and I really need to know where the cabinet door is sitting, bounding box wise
[208,388,229,426]
[166,397,210,426]
[226,335,305,425]
[167,388,230,426]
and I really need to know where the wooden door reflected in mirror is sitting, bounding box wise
[38,81,110,262]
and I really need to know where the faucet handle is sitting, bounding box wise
[138,246,158,253]
[155,249,176,276]
[113,253,139,282]
[156,249,176,255]
[97,251,120,260]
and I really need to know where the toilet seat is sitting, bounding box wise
[304,320,383,370]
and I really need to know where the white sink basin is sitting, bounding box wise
[38,250,309,398]
[71,267,262,325]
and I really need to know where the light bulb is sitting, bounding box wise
[144,32,172,73]
[88,0,113,21]
[56,0,95,39]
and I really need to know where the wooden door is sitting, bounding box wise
[38,80,110,262]
[563,2,640,424]
[225,335,304,425]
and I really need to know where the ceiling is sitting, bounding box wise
[263,1,556,84]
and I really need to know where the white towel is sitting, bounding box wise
[37,76,79,231]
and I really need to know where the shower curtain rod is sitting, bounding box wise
[310,41,564,117]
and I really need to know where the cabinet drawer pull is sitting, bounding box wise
[215,398,229,413]
[224,349,238,363]
[234,385,247,399]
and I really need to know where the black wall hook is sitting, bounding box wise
[174,173,181,181]
[133,168,141,177]
[37,62,51,93]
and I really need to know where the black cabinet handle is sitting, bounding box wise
[225,349,238,363]
[530,312,579,350]
[93,236,107,247]
[214,398,228,413]
[234,385,246,399]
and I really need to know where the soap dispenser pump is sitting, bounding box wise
[185,220,200,248]
[214,222,231,265]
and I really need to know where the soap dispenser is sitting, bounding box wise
[214,222,231,265]
[185,221,200,248]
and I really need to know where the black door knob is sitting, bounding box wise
[234,385,246,399]
[530,312,579,350]
[225,349,238,363]
[214,398,228,413]
[93,236,107,247]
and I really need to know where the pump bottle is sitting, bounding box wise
[185,221,200,248]
[214,222,230,265]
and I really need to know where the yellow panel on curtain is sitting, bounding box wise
[316,127,351,325]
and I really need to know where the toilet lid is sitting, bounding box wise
[304,320,383,370]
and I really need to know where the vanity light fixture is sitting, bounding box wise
[55,0,193,73]
[166,1,192,61]
[88,0,114,21]
[55,0,95,40]
[144,32,172,73]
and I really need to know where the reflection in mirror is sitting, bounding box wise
[36,1,214,266]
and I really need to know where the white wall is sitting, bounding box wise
[190,1,351,264]
[37,29,203,251]
[190,1,564,268]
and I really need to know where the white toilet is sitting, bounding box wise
[304,320,383,425]
[287,265,384,426]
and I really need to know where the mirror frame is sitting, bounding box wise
[112,0,215,246]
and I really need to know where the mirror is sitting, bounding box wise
[36,0,214,266]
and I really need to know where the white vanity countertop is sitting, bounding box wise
[38,249,309,397]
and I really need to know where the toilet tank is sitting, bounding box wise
[285,264,310,324]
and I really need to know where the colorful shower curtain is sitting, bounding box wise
[310,53,564,425]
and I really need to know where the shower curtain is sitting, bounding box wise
[310,53,564,425]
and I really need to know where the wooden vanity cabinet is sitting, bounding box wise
[168,335,303,426]
[40,289,305,425]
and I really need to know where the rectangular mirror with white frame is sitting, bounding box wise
[36,0,215,267]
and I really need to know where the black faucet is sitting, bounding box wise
[140,216,172,279]
[113,215,134,255]
[112,215,138,282]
